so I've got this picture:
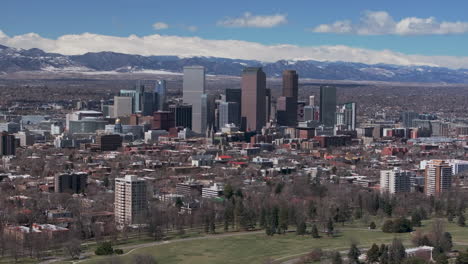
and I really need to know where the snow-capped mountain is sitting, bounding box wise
[1,45,468,83]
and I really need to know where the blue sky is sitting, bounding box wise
[1,0,468,68]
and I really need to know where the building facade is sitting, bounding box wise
[319,85,337,127]
[241,67,266,132]
[115,175,147,226]
[380,168,412,194]
[424,160,452,196]
[183,66,205,134]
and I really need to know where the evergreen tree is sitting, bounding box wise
[380,245,389,264]
[389,239,406,264]
[411,210,422,227]
[327,218,334,236]
[369,221,376,230]
[347,243,361,264]
[296,222,306,235]
[278,206,289,234]
[259,207,267,229]
[367,243,380,263]
[224,183,234,199]
[441,232,453,252]
[311,224,320,238]
[458,214,466,227]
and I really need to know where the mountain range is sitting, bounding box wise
[1,44,468,83]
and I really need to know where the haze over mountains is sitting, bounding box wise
[1,44,468,83]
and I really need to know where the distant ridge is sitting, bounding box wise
[1,45,468,83]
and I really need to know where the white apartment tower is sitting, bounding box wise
[380,168,412,194]
[115,175,147,226]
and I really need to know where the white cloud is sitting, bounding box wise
[152,22,169,30]
[2,29,468,68]
[312,11,468,35]
[217,12,287,28]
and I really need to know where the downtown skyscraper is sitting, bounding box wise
[183,66,206,134]
[320,85,337,127]
[277,70,299,126]
[241,67,266,132]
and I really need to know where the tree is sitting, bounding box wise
[458,214,466,227]
[175,197,183,209]
[327,218,334,236]
[388,239,406,264]
[311,224,320,238]
[278,206,289,234]
[411,210,422,227]
[259,208,267,229]
[224,183,234,199]
[347,243,361,264]
[95,241,114,255]
[367,243,380,263]
[63,237,81,259]
[441,232,453,253]
[369,221,376,230]
[382,220,394,233]
[331,251,343,264]
[296,222,306,235]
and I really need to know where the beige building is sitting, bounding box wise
[113,96,133,118]
[424,160,452,196]
[115,175,147,226]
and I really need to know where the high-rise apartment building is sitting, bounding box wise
[241,67,266,132]
[0,132,16,156]
[115,175,147,226]
[380,168,412,194]
[424,160,452,196]
[183,66,205,134]
[320,85,337,127]
[54,172,88,194]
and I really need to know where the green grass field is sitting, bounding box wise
[72,219,468,264]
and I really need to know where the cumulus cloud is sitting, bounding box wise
[1,30,468,68]
[152,22,169,30]
[217,12,287,28]
[312,11,468,35]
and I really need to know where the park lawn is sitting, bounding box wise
[82,228,407,264]
[73,219,468,264]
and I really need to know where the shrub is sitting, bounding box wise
[95,242,114,256]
